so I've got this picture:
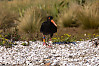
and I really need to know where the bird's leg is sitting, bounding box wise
[46,35,49,45]
[49,37,51,41]
[48,34,53,47]
[46,35,48,43]
[49,33,53,41]
[43,35,46,46]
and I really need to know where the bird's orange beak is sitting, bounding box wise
[51,20,57,27]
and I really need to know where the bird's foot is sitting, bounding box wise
[43,42,46,46]
[48,45,52,48]
[44,42,52,48]
[47,42,52,48]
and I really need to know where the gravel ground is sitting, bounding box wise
[0,39,99,66]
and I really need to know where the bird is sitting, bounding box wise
[40,16,57,47]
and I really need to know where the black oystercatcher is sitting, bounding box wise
[40,16,57,47]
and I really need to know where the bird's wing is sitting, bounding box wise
[40,23,44,32]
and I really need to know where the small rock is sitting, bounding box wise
[69,55,73,58]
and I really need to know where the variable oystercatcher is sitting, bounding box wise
[40,16,57,47]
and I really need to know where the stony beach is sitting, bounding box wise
[0,40,99,66]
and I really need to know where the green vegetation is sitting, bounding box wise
[0,34,13,48]
[58,2,80,27]
[52,34,76,42]
[21,43,28,46]
[52,33,99,43]
[17,7,42,39]
[76,1,99,29]
[0,0,99,45]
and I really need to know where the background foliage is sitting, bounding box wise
[0,0,99,41]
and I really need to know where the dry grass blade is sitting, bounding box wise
[18,7,42,34]
[76,1,99,29]
[58,2,80,28]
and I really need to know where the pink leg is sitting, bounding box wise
[43,35,46,46]
[49,38,51,41]
[48,38,52,47]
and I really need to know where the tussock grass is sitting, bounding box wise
[0,3,18,32]
[17,7,42,36]
[76,1,99,29]
[33,0,69,21]
[58,2,80,27]
[58,1,99,29]
[0,0,99,41]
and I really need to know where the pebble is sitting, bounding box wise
[0,40,98,66]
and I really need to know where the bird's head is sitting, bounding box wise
[47,16,53,21]
[47,16,57,27]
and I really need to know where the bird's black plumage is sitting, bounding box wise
[40,16,57,37]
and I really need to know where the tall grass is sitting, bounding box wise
[17,7,42,39]
[57,0,99,29]
[76,1,99,29]
[58,2,80,27]
[0,2,18,33]
[33,0,70,21]
[7,0,34,17]
[0,0,99,41]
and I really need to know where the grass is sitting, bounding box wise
[21,43,28,46]
[0,34,13,48]
[76,1,99,29]
[58,1,99,29]
[0,0,99,43]
[17,7,42,40]
[56,27,99,41]
[58,2,80,27]
[52,33,76,43]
